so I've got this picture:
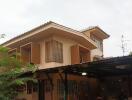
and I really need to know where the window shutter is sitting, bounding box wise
[71,45,80,64]
[45,40,63,63]
[53,40,63,63]
[31,42,40,64]
[20,44,31,63]
[45,41,53,62]
[58,41,63,62]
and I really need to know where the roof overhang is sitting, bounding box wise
[1,21,97,50]
[82,26,110,40]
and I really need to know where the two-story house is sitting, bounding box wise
[2,21,109,100]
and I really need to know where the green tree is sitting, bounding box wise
[0,46,37,100]
[129,51,132,56]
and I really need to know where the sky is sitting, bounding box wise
[0,0,132,57]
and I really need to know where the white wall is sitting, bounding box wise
[91,49,103,61]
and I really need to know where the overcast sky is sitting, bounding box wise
[0,0,132,57]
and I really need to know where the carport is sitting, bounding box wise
[24,55,132,100]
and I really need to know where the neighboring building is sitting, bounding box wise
[2,21,109,100]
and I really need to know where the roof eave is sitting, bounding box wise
[1,21,97,50]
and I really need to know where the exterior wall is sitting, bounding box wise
[8,34,101,68]
[38,35,78,69]
[91,49,103,61]
[83,31,103,61]
[8,34,94,68]
[90,35,103,61]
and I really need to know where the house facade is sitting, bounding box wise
[2,21,109,100]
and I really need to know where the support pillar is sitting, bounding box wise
[38,80,45,100]
[64,72,68,100]
[128,75,131,96]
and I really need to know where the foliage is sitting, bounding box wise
[129,51,132,56]
[0,46,37,100]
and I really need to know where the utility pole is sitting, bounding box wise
[121,35,128,56]
[121,35,125,56]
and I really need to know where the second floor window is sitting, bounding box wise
[45,40,63,63]
[90,35,103,51]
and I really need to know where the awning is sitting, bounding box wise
[23,55,132,78]
[21,56,132,77]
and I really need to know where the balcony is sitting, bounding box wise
[71,45,91,64]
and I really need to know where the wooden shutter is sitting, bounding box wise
[20,44,31,63]
[45,40,53,62]
[31,42,40,64]
[53,40,63,63]
[71,45,80,64]
[82,51,91,62]
[85,51,91,62]
[45,40,63,63]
